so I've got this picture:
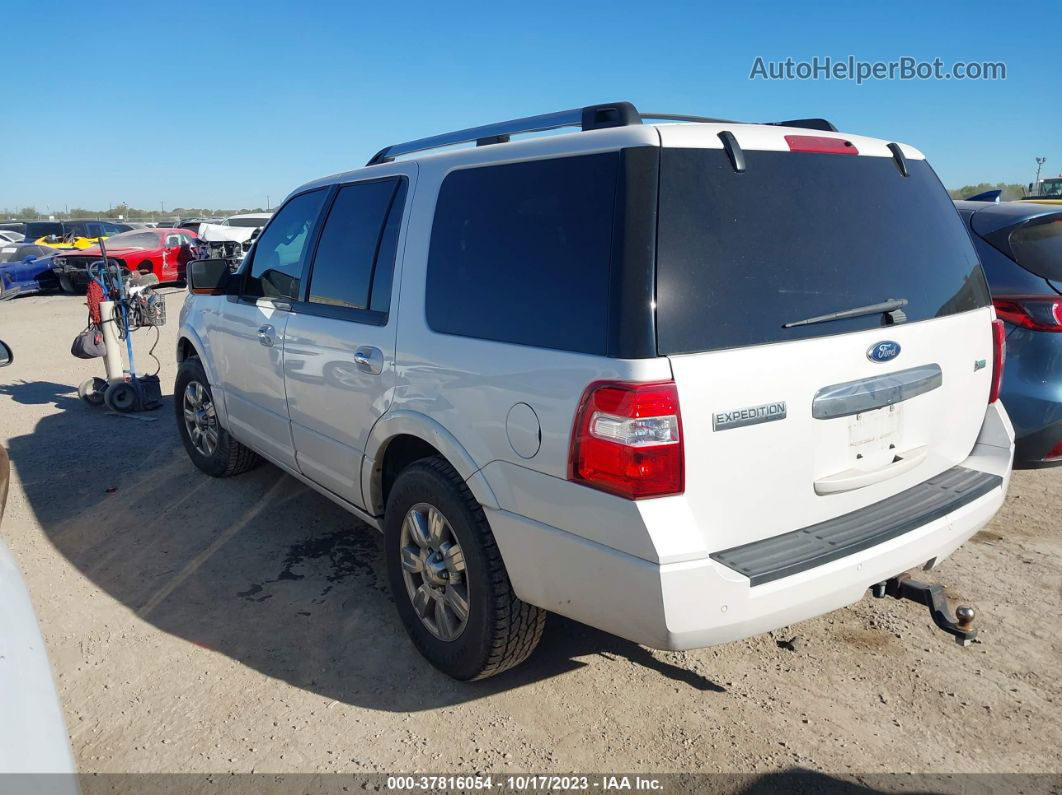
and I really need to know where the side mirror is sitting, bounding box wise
[0,340,12,367]
[188,258,232,295]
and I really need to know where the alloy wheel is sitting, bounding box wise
[399,502,470,641]
[183,380,218,457]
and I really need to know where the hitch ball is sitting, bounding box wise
[955,606,976,632]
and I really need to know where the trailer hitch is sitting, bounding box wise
[871,574,977,646]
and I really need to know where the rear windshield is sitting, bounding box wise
[656,149,990,354]
[1009,217,1062,281]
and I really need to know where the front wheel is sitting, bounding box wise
[385,456,545,680]
[174,357,261,477]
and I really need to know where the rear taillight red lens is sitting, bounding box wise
[568,381,684,499]
[989,318,1006,404]
[992,297,1062,332]
[1044,440,1062,463]
[784,135,859,155]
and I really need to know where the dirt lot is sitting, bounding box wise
[0,290,1060,780]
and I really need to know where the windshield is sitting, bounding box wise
[99,231,159,249]
[1035,179,1062,198]
[655,149,990,354]
[1009,217,1062,281]
[224,217,269,228]
[0,245,48,263]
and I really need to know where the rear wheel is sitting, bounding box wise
[174,356,261,477]
[384,456,545,680]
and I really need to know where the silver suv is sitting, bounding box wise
[177,102,1014,680]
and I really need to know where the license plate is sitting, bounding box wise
[848,403,902,455]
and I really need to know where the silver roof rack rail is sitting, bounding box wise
[365,102,837,165]
[366,102,641,165]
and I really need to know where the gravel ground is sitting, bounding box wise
[0,290,1060,781]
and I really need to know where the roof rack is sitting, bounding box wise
[365,101,837,166]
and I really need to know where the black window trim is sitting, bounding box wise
[235,186,331,306]
[288,174,408,327]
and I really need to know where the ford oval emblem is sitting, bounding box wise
[867,341,901,363]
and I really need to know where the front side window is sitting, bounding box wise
[244,189,327,300]
[307,178,404,312]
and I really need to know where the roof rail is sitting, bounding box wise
[365,102,837,165]
[366,102,641,165]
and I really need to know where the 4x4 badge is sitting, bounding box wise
[867,341,901,363]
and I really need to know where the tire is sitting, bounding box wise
[384,456,545,680]
[174,356,261,477]
[79,377,107,407]
[59,274,77,295]
[104,381,137,412]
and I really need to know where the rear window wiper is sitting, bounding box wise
[783,298,909,329]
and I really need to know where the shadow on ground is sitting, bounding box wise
[5,380,723,711]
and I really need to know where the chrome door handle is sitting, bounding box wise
[257,324,275,347]
[353,345,384,375]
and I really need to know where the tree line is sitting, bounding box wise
[3,204,267,221]
[946,183,1029,201]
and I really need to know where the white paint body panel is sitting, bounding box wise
[178,119,1015,651]
[0,541,76,775]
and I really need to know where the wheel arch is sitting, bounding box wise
[364,410,499,516]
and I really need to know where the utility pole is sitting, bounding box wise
[1034,157,1047,193]
[266,195,270,211]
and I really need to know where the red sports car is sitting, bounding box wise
[51,228,200,293]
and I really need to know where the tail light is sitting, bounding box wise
[1044,440,1062,463]
[568,381,684,499]
[989,318,1006,405]
[992,297,1062,332]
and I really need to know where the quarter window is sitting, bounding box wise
[425,154,619,354]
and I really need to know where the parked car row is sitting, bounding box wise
[0,213,272,298]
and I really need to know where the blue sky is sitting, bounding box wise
[3,0,1059,212]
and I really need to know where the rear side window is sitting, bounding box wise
[244,189,327,300]
[656,149,990,354]
[1009,217,1062,281]
[307,177,406,314]
[426,153,619,354]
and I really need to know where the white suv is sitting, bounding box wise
[177,102,1014,680]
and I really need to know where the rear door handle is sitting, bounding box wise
[257,324,275,347]
[353,345,384,375]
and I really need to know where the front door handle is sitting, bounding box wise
[353,345,384,375]
[257,324,275,347]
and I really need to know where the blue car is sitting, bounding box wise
[0,243,60,299]
[956,200,1062,467]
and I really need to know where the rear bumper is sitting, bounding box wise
[487,402,1013,650]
